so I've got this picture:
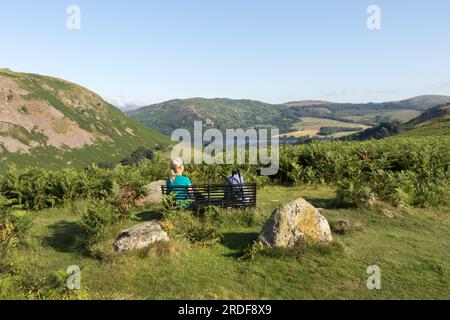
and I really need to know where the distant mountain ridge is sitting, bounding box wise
[284,95,450,122]
[126,95,450,135]
[126,97,295,135]
[0,69,168,171]
[284,100,330,107]
[342,102,450,140]
[286,95,450,111]
[105,96,145,111]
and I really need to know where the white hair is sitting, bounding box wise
[170,158,184,183]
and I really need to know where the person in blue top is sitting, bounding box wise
[166,158,192,206]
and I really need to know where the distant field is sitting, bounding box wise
[329,131,358,138]
[344,110,422,124]
[284,117,370,138]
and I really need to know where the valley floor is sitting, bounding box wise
[4,186,450,300]
[284,117,370,138]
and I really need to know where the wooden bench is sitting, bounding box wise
[161,184,257,209]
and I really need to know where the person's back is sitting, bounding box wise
[166,175,192,201]
[227,171,244,187]
[166,158,192,206]
[225,170,245,202]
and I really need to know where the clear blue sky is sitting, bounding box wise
[1,0,449,106]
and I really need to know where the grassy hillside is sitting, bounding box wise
[343,103,450,140]
[343,109,422,124]
[406,103,450,126]
[399,103,450,137]
[0,69,169,172]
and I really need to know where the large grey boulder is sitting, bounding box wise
[258,198,333,247]
[114,221,169,252]
[136,180,166,206]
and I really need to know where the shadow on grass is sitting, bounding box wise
[221,232,259,257]
[258,242,345,261]
[43,220,83,253]
[136,209,162,221]
[303,196,341,210]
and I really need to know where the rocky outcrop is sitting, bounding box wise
[136,180,166,206]
[114,221,169,252]
[258,198,333,247]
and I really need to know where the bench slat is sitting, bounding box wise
[161,183,257,209]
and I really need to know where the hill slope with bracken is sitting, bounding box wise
[406,102,450,126]
[400,102,450,137]
[0,69,168,171]
[126,97,296,135]
[341,103,450,140]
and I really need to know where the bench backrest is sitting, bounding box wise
[161,184,257,209]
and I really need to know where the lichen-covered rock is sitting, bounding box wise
[114,221,169,252]
[333,220,351,235]
[258,198,333,247]
[380,208,394,218]
[359,193,378,208]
